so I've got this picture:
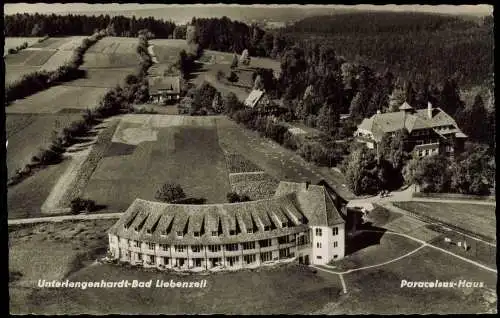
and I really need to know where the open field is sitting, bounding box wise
[81,115,231,211]
[61,68,136,88]
[9,218,341,315]
[5,85,109,114]
[5,37,87,83]
[9,219,115,311]
[7,160,72,219]
[80,37,140,69]
[393,202,496,240]
[216,116,355,200]
[335,231,422,271]
[4,37,44,52]
[316,244,497,314]
[6,113,83,177]
[4,49,57,66]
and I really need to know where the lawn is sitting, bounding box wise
[393,202,496,240]
[9,219,116,311]
[82,115,231,211]
[318,245,497,314]
[332,231,423,271]
[12,261,342,315]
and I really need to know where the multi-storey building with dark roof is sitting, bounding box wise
[107,181,346,271]
[354,101,467,158]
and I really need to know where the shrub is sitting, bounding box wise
[70,198,96,214]
[155,183,186,203]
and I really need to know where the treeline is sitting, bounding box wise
[4,13,176,38]
[8,31,154,187]
[5,29,108,106]
[287,12,479,34]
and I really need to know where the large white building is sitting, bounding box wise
[354,102,467,158]
[107,181,345,271]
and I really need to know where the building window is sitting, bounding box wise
[334,241,338,248]
[243,254,256,264]
[281,222,288,228]
[160,244,169,251]
[147,242,156,250]
[211,231,218,237]
[278,235,290,244]
[194,231,200,237]
[334,255,338,259]
[175,245,185,252]
[193,258,203,267]
[137,253,143,261]
[333,227,339,236]
[315,228,322,236]
[163,257,169,265]
[208,245,221,253]
[247,228,254,234]
[149,255,156,264]
[176,231,183,238]
[229,230,236,236]
[260,251,273,262]
[242,241,255,250]
[264,225,271,231]
[226,256,239,266]
[317,242,322,248]
[259,239,272,248]
[279,248,290,259]
[297,235,308,246]
[134,241,140,248]
[191,245,202,253]
[316,256,322,260]
[225,243,239,251]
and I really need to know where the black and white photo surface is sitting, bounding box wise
[4,3,496,315]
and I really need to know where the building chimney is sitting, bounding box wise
[305,181,310,190]
[427,101,433,119]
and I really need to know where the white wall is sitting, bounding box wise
[311,224,345,265]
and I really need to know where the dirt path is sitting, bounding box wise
[40,120,111,214]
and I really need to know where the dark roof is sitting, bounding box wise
[274,182,345,226]
[148,76,180,94]
[357,103,466,141]
[108,181,344,244]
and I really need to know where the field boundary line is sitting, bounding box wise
[364,229,497,274]
[385,202,496,246]
[316,243,427,275]
[8,212,123,225]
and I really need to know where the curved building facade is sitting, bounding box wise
[107,182,345,271]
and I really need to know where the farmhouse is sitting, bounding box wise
[244,89,286,115]
[148,76,181,104]
[107,181,346,271]
[354,101,467,158]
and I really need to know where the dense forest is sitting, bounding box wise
[4,13,176,38]
[284,12,494,88]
